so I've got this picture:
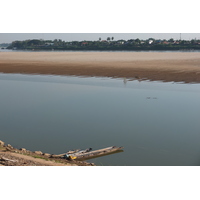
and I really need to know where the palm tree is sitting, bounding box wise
[107,37,111,42]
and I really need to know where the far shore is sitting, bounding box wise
[0,51,200,83]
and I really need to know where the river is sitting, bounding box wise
[0,73,200,165]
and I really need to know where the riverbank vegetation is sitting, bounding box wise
[5,37,200,51]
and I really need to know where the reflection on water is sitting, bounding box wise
[0,73,200,166]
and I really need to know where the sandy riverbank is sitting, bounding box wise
[0,51,200,83]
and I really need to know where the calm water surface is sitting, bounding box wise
[0,73,200,166]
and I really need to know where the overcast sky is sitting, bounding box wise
[1,0,200,43]
[1,33,200,43]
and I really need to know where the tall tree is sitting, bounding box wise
[135,38,140,44]
[168,38,174,43]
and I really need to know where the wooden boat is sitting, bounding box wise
[64,146,124,161]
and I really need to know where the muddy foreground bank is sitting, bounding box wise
[0,140,94,166]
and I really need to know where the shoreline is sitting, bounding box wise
[0,52,200,83]
[0,140,94,166]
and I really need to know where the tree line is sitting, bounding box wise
[6,37,200,51]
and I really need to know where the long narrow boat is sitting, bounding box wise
[64,146,124,161]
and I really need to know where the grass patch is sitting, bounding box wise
[20,153,50,162]
[54,160,63,163]
[0,146,6,150]
[31,155,50,161]
[31,155,65,163]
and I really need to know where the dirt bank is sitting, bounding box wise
[0,141,94,166]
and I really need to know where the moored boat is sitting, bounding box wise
[64,146,124,160]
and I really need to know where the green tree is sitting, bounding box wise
[168,38,174,43]
[135,38,140,44]
[27,39,42,46]
[191,39,197,45]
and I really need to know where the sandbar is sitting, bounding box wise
[0,51,200,83]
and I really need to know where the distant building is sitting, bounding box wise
[148,40,154,44]
[81,42,88,46]
[162,41,169,45]
[117,40,126,44]
[155,40,162,44]
[45,43,54,46]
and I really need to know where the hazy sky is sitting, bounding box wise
[1,1,200,43]
[1,33,200,43]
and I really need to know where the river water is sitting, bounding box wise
[0,73,200,166]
